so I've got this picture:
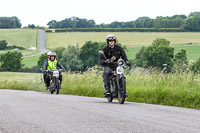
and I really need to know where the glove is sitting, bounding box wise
[126,61,131,66]
[105,59,111,64]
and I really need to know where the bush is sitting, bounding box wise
[0,51,24,72]
[0,40,7,50]
[190,57,200,73]
[134,38,174,72]
[60,45,84,71]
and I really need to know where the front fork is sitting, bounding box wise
[116,74,125,91]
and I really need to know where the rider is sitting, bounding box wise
[43,51,52,86]
[43,52,66,90]
[100,34,131,94]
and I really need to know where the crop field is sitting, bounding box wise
[46,32,200,61]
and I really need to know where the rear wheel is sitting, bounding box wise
[118,78,126,104]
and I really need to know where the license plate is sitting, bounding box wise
[117,67,124,74]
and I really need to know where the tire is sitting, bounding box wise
[55,79,60,95]
[118,77,126,104]
[49,81,54,94]
[107,95,113,102]
[50,87,54,94]
[106,81,113,102]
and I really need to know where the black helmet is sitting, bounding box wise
[106,34,116,44]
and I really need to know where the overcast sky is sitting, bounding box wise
[1,0,200,27]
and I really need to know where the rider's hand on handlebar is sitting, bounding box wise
[126,61,131,66]
[105,59,111,64]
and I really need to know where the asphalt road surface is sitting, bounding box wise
[23,29,48,58]
[0,89,199,133]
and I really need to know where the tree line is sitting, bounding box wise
[47,12,200,31]
[0,16,21,28]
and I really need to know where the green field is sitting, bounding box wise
[0,29,41,68]
[22,55,40,68]
[0,29,39,49]
[46,32,200,61]
[46,32,200,47]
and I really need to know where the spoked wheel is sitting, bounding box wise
[106,82,113,102]
[118,78,126,104]
[49,82,54,94]
[55,79,60,95]
[50,88,54,94]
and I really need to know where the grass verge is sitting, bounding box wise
[1,69,199,109]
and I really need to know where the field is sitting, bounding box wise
[0,29,40,68]
[46,32,200,61]
[0,29,39,49]
[0,70,200,109]
[22,55,40,68]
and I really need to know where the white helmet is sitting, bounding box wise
[106,34,116,44]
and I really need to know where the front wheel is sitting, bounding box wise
[118,78,126,104]
[55,79,60,95]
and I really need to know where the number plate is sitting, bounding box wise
[117,67,124,74]
[53,70,59,77]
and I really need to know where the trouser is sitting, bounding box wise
[43,72,62,87]
[103,66,113,90]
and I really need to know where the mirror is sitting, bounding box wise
[98,51,104,55]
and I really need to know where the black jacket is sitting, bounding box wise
[43,58,66,71]
[100,45,128,67]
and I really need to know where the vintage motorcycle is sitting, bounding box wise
[99,51,128,104]
[44,69,63,95]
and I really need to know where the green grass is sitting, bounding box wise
[0,72,44,92]
[46,32,200,61]
[22,55,40,68]
[1,70,200,109]
[0,29,39,49]
[46,32,200,48]
[126,44,200,61]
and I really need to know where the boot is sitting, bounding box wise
[104,83,110,95]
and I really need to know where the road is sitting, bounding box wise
[0,89,199,133]
[23,29,48,58]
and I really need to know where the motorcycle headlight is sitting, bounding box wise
[118,60,124,66]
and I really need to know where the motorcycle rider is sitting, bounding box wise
[43,52,66,90]
[100,34,131,94]
[43,51,52,86]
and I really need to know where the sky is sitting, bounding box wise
[1,0,200,27]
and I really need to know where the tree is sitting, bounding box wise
[28,24,35,29]
[134,17,154,28]
[0,51,24,71]
[133,38,174,72]
[0,16,21,28]
[152,38,170,46]
[190,57,200,73]
[80,41,106,68]
[37,53,47,69]
[183,15,200,31]
[0,40,7,50]
[60,45,84,71]
[173,49,188,71]
[53,47,66,60]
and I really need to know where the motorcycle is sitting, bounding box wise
[44,69,63,95]
[99,51,128,104]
